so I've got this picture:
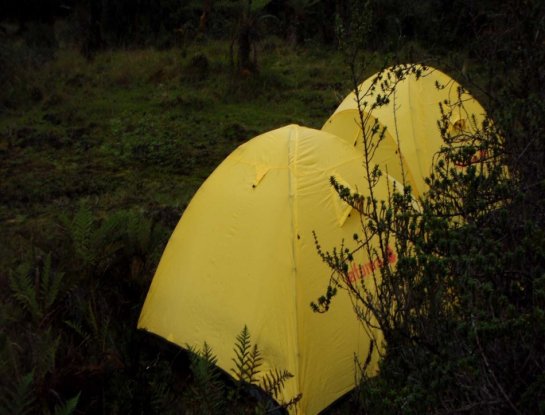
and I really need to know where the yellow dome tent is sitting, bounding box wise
[138,125,396,414]
[323,64,487,196]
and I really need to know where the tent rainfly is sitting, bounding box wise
[323,64,487,197]
[138,125,397,414]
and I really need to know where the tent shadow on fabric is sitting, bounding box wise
[138,124,397,415]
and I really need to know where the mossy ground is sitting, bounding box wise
[0,39,369,412]
[0,40,364,266]
[1,35,445,412]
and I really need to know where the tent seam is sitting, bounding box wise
[288,126,302,411]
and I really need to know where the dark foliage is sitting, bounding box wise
[1,0,544,413]
[315,1,545,414]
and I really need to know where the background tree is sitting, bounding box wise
[284,0,319,46]
[229,0,273,74]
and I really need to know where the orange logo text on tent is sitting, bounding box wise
[348,247,397,284]
[454,149,488,168]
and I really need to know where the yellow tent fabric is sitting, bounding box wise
[323,110,419,196]
[138,125,395,414]
[323,64,487,196]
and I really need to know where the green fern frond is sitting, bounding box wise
[187,328,299,413]
[187,342,224,413]
[32,328,60,379]
[63,320,90,344]
[52,392,80,415]
[8,263,40,320]
[200,342,218,367]
[126,210,153,254]
[45,334,61,375]
[0,371,35,415]
[281,392,302,411]
[79,294,111,353]
[70,204,95,266]
[94,211,125,243]
[86,301,100,338]
[188,342,221,387]
[247,344,263,383]
[9,254,65,323]
[92,212,126,271]
[40,254,53,309]
[149,380,172,414]
[40,254,64,312]
[261,369,293,400]
[231,325,259,382]
[92,209,163,277]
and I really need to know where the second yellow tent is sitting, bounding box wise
[323,64,487,196]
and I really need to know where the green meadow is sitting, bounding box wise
[0,39,370,414]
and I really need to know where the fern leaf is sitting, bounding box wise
[94,211,125,243]
[149,380,175,414]
[94,211,126,265]
[64,320,91,344]
[261,369,294,400]
[231,325,252,381]
[53,392,80,415]
[0,371,35,415]
[40,254,51,306]
[124,210,154,255]
[189,342,221,387]
[127,210,153,254]
[187,342,224,413]
[247,344,263,383]
[86,301,100,338]
[41,254,65,312]
[46,334,61,374]
[84,298,111,351]
[280,393,302,411]
[32,328,60,378]
[201,342,218,366]
[8,264,41,320]
[71,204,95,266]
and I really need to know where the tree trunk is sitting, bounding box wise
[237,26,255,73]
[80,0,103,60]
[199,0,213,34]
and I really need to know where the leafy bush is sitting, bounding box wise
[0,207,170,414]
[1,203,301,414]
[315,2,545,413]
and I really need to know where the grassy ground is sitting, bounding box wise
[0,39,363,266]
[0,38,375,413]
[1,35,489,414]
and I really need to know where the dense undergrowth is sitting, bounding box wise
[0,36,366,413]
[3,0,544,412]
[313,1,545,413]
